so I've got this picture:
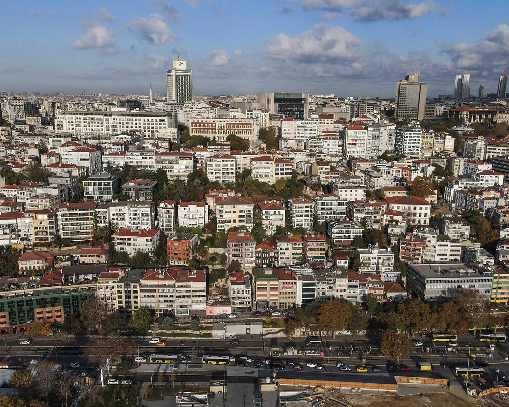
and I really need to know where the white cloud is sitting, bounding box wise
[296,0,364,11]
[208,49,231,66]
[147,54,171,69]
[232,49,243,56]
[72,8,117,55]
[352,0,448,22]
[264,23,363,64]
[153,1,184,22]
[127,14,177,45]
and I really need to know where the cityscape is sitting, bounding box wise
[2,1,509,407]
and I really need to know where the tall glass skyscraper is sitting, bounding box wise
[166,59,193,104]
[454,74,470,99]
[395,72,427,121]
[497,75,507,98]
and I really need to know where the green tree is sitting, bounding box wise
[366,296,379,317]
[129,251,152,268]
[130,308,153,334]
[317,299,352,338]
[410,176,434,198]
[226,134,249,151]
[226,260,242,273]
[381,330,413,363]
[23,164,50,183]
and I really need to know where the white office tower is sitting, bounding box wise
[395,124,423,158]
[395,72,427,121]
[166,59,193,104]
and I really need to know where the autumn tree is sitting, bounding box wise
[0,397,26,407]
[10,370,33,400]
[381,330,413,363]
[317,299,352,338]
[398,298,434,335]
[457,289,489,336]
[432,301,469,334]
[285,318,301,337]
[410,176,434,198]
[80,297,109,334]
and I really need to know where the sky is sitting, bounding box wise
[1,0,509,98]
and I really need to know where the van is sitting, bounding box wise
[149,338,160,344]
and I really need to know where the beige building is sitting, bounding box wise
[216,196,254,232]
[57,202,97,242]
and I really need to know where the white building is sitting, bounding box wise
[206,155,236,184]
[113,228,160,257]
[158,200,177,235]
[288,198,314,230]
[395,124,422,158]
[60,147,102,175]
[386,196,431,227]
[258,201,286,236]
[178,201,209,229]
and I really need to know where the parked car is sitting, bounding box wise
[107,379,119,385]
[293,363,303,370]
[69,363,80,368]
[230,339,240,345]
[338,364,352,371]
[134,357,147,363]
[252,312,262,317]
[306,362,317,368]
[356,365,368,373]
[120,379,132,385]
[315,363,324,370]
[386,363,399,372]
[19,339,31,345]
[271,311,281,316]
[399,364,410,371]
[371,365,382,373]
[252,360,264,368]
[228,313,237,318]
[148,338,160,344]
[414,341,424,347]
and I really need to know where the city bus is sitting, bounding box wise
[454,367,485,377]
[202,355,231,365]
[305,336,322,346]
[431,332,458,342]
[149,354,180,364]
[478,332,507,342]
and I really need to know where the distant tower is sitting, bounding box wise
[497,75,507,98]
[149,83,153,104]
[166,59,193,104]
[454,74,470,99]
[478,84,485,98]
[395,72,427,121]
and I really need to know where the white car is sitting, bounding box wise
[414,341,423,347]
[148,338,160,344]
[306,362,317,368]
[271,311,281,316]
[228,313,237,318]
[339,364,352,371]
[120,379,132,385]
[134,357,147,363]
[107,379,119,385]
[69,362,80,368]
[19,339,31,345]
[315,363,324,370]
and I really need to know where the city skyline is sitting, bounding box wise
[1,0,509,97]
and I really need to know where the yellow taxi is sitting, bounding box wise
[156,341,167,346]
[356,365,368,373]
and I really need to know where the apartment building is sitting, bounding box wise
[385,196,431,227]
[177,201,209,229]
[255,242,277,268]
[121,179,158,201]
[276,234,304,266]
[60,147,102,175]
[167,233,198,265]
[206,155,236,184]
[228,271,252,312]
[189,118,260,147]
[112,228,160,257]
[253,268,279,309]
[347,200,386,229]
[96,268,144,313]
[346,271,384,303]
[227,231,256,271]
[356,245,395,281]
[277,268,297,309]
[315,194,348,222]
[303,235,327,264]
[96,201,156,231]
[327,220,363,247]
[157,200,176,235]
[331,185,367,202]
[216,196,254,232]
[399,232,425,263]
[83,173,120,202]
[57,202,97,242]
[288,198,314,230]
[139,268,206,316]
[258,201,286,235]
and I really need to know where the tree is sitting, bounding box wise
[80,297,109,334]
[317,299,352,338]
[366,296,379,317]
[130,308,153,334]
[348,305,369,334]
[457,289,489,336]
[432,301,469,334]
[398,298,434,335]
[103,311,127,334]
[381,330,413,363]
[410,176,434,198]
[226,260,242,273]
[190,318,200,331]
[0,397,26,407]
[285,318,301,337]
[226,134,249,151]
[129,251,152,268]
[10,370,33,399]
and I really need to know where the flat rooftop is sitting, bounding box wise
[411,263,489,278]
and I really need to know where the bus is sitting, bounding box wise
[478,332,507,342]
[431,332,457,342]
[304,349,324,357]
[454,367,485,377]
[202,355,231,365]
[150,354,180,364]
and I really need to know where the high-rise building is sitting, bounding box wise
[454,74,470,99]
[257,92,309,120]
[478,84,485,98]
[497,75,507,98]
[166,59,193,104]
[395,72,427,121]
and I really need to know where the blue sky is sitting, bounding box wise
[1,0,508,98]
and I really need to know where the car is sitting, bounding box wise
[271,311,281,316]
[475,359,489,367]
[230,339,240,345]
[293,363,303,370]
[356,365,368,373]
[120,379,132,385]
[134,357,147,363]
[306,362,317,368]
[448,342,458,348]
[180,355,191,363]
[399,364,410,371]
[252,312,262,317]
[69,363,80,368]
[228,313,237,318]
[386,363,399,372]
[315,363,324,370]
[148,338,160,344]
[271,361,285,370]
[339,364,352,371]
[371,366,383,373]
[107,379,119,385]
[414,341,424,347]
[252,360,264,368]
[156,341,167,346]
[19,339,31,345]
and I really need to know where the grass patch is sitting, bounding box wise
[80,384,142,407]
